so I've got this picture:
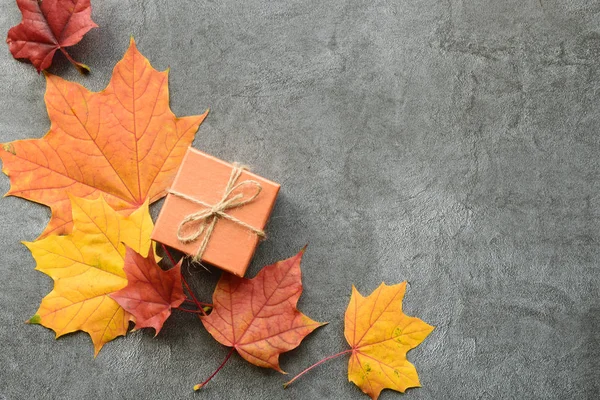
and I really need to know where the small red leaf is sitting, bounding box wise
[6,0,98,72]
[110,247,186,335]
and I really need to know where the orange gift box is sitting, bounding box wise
[152,148,280,277]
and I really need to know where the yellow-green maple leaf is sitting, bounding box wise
[25,195,153,356]
[284,282,433,399]
[345,282,434,399]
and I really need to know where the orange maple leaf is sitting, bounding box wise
[197,248,325,389]
[285,282,434,400]
[0,38,207,238]
[110,247,186,335]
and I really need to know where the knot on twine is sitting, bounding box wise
[167,163,265,262]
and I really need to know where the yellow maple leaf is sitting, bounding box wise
[345,282,434,399]
[285,282,433,399]
[24,195,153,356]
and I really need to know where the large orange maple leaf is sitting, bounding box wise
[0,38,207,237]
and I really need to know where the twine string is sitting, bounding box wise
[168,163,265,262]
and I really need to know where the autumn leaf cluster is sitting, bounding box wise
[2,3,434,399]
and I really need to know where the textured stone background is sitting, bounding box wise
[1,0,599,399]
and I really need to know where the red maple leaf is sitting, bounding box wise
[196,248,325,389]
[110,247,186,335]
[6,0,98,72]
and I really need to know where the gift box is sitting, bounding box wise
[152,148,280,277]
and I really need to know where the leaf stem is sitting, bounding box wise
[181,277,208,316]
[175,307,206,314]
[161,244,212,315]
[184,298,212,308]
[59,47,90,74]
[283,349,353,389]
[161,243,179,266]
[194,347,235,390]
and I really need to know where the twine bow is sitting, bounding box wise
[167,163,265,262]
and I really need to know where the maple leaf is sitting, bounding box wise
[6,0,98,73]
[197,248,325,389]
[285,282,434,400]
[345,283,434,398]
[0,38,208,238]
[110,247,186,335]
[24,195,154,356]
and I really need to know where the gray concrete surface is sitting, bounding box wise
[1,0,599,399]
